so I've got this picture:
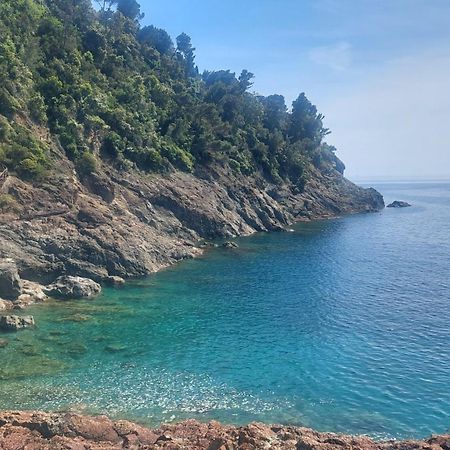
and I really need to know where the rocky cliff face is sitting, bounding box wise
[0,411,447,450]
[0,156,383,283]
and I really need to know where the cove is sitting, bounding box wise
[1,182,449,441]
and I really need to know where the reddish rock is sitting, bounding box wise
[0,411,448,450]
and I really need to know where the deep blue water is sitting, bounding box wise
[1,182,450,440]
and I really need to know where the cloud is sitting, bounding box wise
[309,42,352,72]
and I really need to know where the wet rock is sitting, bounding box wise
[0,259,22,300]
[0,338,8,348]
[105,275,125,286]
[45,276,101,299]
[0,315,35,332]
[198,241,219,249]
[387,200,411,208]
[222,241,239,249]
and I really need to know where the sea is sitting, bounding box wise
[0,181,449,440]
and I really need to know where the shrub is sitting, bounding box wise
[0,194,20,213]
[76,152,97,177]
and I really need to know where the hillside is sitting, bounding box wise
[0,0,384,282]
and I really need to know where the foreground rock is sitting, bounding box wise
[0,259,22,300]
[0,412,448,450]
[387,200,411,208]
[45,276,101,299]
[0,315,35,331]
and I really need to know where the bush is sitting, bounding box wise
[160,143,194,172]
[17,157,45,179]
[76,152,97,177]
[0,193,20,213]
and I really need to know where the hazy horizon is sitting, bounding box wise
[138,0,450,181]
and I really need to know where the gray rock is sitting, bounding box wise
[0,259,22,300]
[0,338,8,347]
[387,200,411,208]
[105,276,125,286]
[45,276,101,300]
[0,315,35,331]
[222,241,239,249]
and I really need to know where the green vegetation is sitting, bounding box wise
[0,0,340,188]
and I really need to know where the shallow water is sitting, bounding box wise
[1,182,450,439]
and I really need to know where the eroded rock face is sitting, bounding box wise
[0,315,35,331]
[0,259,22,300]
[45,276,101,299]
[0,412,448,450]
[0,162,384,283]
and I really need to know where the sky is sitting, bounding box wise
[137,0,450,180]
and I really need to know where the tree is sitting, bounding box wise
[116,0,143,21]
[138,25,174,55]
[289,93,329,143]
[238,70,254,93]
[176,32,197,76]
[261,94,287,131]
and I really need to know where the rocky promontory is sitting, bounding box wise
[0,160,384,286]
[0,411,448,450]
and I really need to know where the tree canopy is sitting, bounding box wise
[0,0,339,188]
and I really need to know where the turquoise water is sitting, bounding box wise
[1,182,450,439]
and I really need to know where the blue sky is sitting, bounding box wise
[138,0,450,180]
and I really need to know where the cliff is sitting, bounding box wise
[0,411,447,450]
[0,156,383,283]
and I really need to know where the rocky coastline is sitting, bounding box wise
[0,156,384,289]
[0,411,448,450]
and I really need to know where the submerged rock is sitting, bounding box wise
[45,276,101,300]
[387,200,411,208]
[0,315,35,332]
[105,343,128,353]
[0,259,22,301]
[0,338,8,348]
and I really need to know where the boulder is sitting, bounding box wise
[45,276,101,300]
[387,200,411,208]
[105,275,125,286]
[0,299,13,311]
[0,259,22,300]
[0,315,35,331]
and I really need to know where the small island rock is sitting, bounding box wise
[45,276,101,300]
[0,259,22,300]
[387,201,411,208]
[0,315,35,331]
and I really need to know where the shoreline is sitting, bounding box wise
[0,411,448,449]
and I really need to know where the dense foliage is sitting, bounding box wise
[0,0,340,188]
